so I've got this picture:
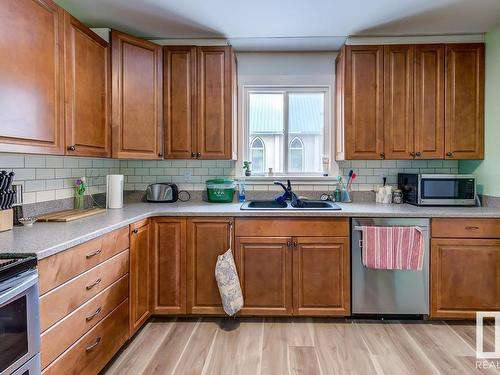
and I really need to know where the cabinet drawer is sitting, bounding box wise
[432,219,500,238]
[42,299,129,375]
[41,275,129,369]
[235,218,349,237]
[39,227,129,294]
[40,249,129,332]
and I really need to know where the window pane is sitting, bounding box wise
[288,93,324,173]
[249,93,284,173]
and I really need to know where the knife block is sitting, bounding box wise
[0,209,13,232]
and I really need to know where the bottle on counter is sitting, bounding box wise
[238,180,246,202]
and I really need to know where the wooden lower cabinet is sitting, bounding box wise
[151,218,187,314]
[431,238,500,318]
[129,219,151,335]
[187,217,233,314]
[293,237,350,316]
[42,299,129,375]
[234,237,293,315]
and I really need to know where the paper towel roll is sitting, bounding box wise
[106,175,123,209]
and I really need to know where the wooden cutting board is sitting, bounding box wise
[37,208,106,222]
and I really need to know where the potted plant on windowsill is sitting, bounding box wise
[243,161,252,176]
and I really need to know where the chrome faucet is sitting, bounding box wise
[274,180,304,208]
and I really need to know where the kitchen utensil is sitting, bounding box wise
[346,170,353,187]
[146,183,179,203]
[37,207,106,222]
[347,172,357,190]
[0,171,7,191]
[18,217,37,226]
[5,172,14,191]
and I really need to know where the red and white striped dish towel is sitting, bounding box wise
[361,226,424,270]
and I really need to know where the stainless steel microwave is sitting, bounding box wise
[398,174,477,206]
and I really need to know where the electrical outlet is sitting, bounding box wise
[183,170,192,182]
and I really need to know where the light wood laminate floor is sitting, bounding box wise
[103,318,499,375]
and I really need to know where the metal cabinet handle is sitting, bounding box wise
[191,152,196,158]
[86,278,101,290]
[67,145,76,151]
[287,241,292,248]
[158,152,163,157]
[446,151,454,158]
[380,153,385,160]
[85,337,102,352]
[85,307,102,322]
[132,228,139,234]
[85,249,102,259]
[415,152,422,157]
[293,241,298,248]
[465,226,479,230]
[196,152,201,159]
[410,152,416,158]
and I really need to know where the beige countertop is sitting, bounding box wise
[1,200,500,260]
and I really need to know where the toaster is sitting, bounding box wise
[146,183,179,203]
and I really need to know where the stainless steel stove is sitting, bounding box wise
[0,254,40,375]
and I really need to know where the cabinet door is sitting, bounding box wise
[196,46,233,159]
[235,237,292,315]
[344,45,384,160]
[0,0,64,154]
[293,237,350,316]
[187,217,233,314]
[445,43,484,160]
[111,30,163,159]
[414,44,445,159]
[164,46,196,159]
[431,238,500,319]
[384,45,414,160]
[151,218,186,315]
[130,220,151,335]
[64,14,110,157]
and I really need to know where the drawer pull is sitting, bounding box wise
[85,337,101,352]
[465,226,480,230]
[86,278,102,290]
[85,249,102,259]
[85,307,102,322]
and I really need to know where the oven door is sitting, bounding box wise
[0,270,40,375]
[418,174,476,206]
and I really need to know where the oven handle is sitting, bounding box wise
[0,272,38,307]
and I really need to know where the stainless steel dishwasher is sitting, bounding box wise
[351,217,430,316]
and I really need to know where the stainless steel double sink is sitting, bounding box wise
[240,200,341,210]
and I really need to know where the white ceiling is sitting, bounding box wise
[56,0,500,50]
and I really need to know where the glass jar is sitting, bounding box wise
[393,189,403,204]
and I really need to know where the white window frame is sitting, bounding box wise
[240,85,332,178]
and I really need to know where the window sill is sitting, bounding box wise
[236,175,339,185]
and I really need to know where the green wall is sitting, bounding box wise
[460,25,500,197]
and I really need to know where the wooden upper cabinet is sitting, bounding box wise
[431,238,500,318]
[187,217,233,314]
[343,45,384,160]
[383,45,414,160]
[445,43,485,160]
[64,13,110,157]
[293,237,350,316]
[129,219,151,335]
[151,217,186,315]
[414,44,445,159]
[197,46,235,159]
[0,0,64,154]
[111,30,163,159]
[235,237,293,316]
[164,46,196,159]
